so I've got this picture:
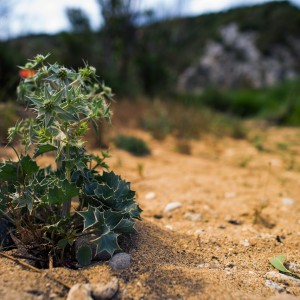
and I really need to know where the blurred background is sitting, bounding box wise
[1,0,300,148]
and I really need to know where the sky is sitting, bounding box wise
[1,0,300,40]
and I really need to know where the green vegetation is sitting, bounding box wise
[270,255,300,279]
[0,55,141,266]
[114,135,151,156]
[177,79,300,125]
[141,99,248,140]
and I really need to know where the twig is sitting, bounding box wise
[0,251,71,289]
[12,254,47,263]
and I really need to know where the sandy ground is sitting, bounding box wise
[1,125,300,299]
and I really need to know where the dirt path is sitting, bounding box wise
[1,126,300,299]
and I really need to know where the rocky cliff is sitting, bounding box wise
[178,23,300,92]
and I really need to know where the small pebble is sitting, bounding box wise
[145,192,156,200]
[153,214,163,219]
[265,279,285,292]
[164,202,182,213]
[195,229,205,235]
[282,197,295,206]
[67,284,93,300]
[184,212,202,221]
[91,277,119,300]
[265,271,300,287]
[109,253,131,270]
[240,239,250,247]
[286,262,300,273]
[165,225,174,231]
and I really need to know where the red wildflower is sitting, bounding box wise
[19,69,37,79]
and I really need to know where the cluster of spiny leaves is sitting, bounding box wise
[0,54,141,266]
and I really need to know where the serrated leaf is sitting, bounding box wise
[76,245,92,266]
[34,144,57,158]
[92,231,121,257]
[0,162,18,181]
[104,210,123,229]
[113,218,137,234]
[77,205,98,231]
[60,179,79,199]
[270,255,293,274]
[20,155,39,177]
[42,185,66,205]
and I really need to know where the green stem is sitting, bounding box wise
[62,143,71,218]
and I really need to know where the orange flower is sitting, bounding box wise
[19,69,37,79]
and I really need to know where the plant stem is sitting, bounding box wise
[62,143,71,218]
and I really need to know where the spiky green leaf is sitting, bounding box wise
[77,205,97,231]
[114,218,137,234]
[20,155,39,177]
[33,144,57,158]
[92,231,121,257]
[0,162,18,181]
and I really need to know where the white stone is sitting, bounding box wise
[67,284,93,300]
[265,279,285,292]
[91,277,119,300]
[145,192,156,200]
[184,212,202,221]
[163,202,182,213]
[240,239,250,247]
[282,197,295,206]
[165,225,174,231]
[265,271,300,286]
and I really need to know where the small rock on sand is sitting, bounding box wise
[163,202,182,213]
[67,278,119,300]
[265,271,300,287]
[184,212,202,221]
[109,253,131,270]
[67,284,93,300]
[145,192,156,200]
[265,279,285,292]
[282,197,295,206]
[91,277,119,300]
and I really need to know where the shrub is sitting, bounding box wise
[114,135,150,156]
[0,54,142,267]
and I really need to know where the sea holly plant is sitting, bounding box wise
[0,54,142,266]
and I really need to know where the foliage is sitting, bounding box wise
[0,55,141,266]
[114,135,150,156]
[270,255,300,279]
[140,99,247,140]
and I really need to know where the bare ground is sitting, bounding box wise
[1,125,300,299]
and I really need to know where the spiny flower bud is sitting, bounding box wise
[58,67,68,80]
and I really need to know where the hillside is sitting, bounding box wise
[1,1,300,99]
